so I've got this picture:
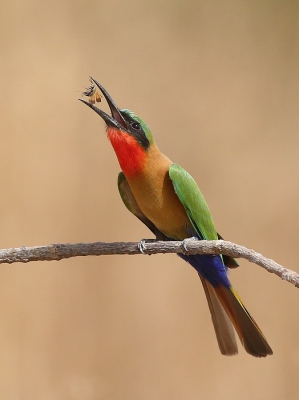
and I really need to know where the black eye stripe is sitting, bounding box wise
[120,111,150,150]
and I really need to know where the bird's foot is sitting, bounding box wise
[138,239,157,254]
[182,237,198,252]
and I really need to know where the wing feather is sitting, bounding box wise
[168,164,217,240]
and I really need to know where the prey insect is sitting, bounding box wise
[82,79,102,104]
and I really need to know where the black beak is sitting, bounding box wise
[78,77,127,130]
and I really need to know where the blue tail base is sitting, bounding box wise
[178,253,231,288]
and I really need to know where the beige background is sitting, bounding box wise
[0,1,298,399]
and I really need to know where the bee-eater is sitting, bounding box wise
[79,78,272,357]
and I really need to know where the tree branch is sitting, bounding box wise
[0,239,298,287]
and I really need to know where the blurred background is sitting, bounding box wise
[0,1,298,399]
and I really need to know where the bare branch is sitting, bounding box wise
[0,239,298,287]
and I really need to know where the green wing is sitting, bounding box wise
[169,163,218,240]
[169,164,239,268]
[117,172,170,241]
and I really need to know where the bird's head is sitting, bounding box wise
[79,77,156,177]
[79,77,154,150]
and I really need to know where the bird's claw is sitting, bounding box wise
[182,237,198,252]
[138,239,147,254]
[137,239,157,254]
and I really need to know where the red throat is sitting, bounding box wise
[107,127,147,178]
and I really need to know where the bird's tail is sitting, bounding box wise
[179,253,272,356]
[200,277,238,355]
[212,283,273,357]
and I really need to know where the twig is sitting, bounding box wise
[0,239,298,288]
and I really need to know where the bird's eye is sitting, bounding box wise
[131,121,141,130]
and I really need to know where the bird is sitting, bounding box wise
[79,77,273,357]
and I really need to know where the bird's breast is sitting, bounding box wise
[127,148,191,240]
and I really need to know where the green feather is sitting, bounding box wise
[168,163,218,241]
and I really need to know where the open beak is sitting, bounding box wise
[78,77,127,130]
